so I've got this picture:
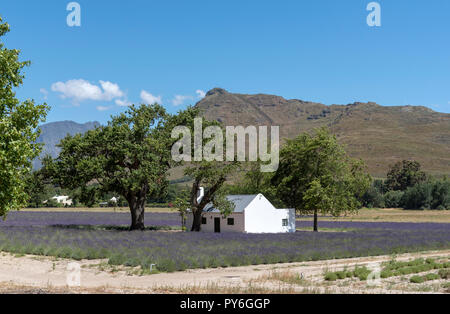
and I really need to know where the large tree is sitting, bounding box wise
[171,114,238,231]
[385,160,427,192]
[45,104,180,230]
[0,17,48,217]
[271,127,371,232]
[185,161,238,232]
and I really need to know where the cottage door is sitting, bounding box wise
[214,218,221,233]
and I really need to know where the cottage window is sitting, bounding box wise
[202,217,207,225]
[282,219,288,227]
[227,218,235,226]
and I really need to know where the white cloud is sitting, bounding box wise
[196,89,206,99]
[172,95,193,106]
[40,88,48,100]
[51,79,125,104]
[99,80,124,100]
[115,99,132,107]
[140,90,162,105]
[96,106,112,111]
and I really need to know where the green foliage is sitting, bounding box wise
[224,160,284,208]
[438,269,449,279]
[326,258,450,282]
[43,104,186,229]
[174,188,190,230]
[44,198,62,208]
[401,182,433,210]
[272,127,371,230]
[373,179,387,194]
[24,170,54,208]
[174,114,239,231]
[335,271,347,280]
[385,160,427,191]
[71,185,101,208]
[409,275,425,284]
[361,185,385,208]
[353,265,372,281]
[324,272,338,281]
[401,179,450,210]
[424,273,440,281]
[383,190,405,208]
[0,17,49,216]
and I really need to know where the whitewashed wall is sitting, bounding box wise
[244,195,296,233]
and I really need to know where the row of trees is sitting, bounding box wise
[362,160,450,210]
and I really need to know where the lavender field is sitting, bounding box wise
[0,211,449,272]
[0,211,180,228]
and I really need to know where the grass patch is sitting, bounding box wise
[324,258,450,282]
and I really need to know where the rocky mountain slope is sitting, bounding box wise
[33,121,100,169]
[196,88,450,177]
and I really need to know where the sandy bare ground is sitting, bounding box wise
[0,250,448,294]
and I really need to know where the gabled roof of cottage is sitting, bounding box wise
[203,195,259,213]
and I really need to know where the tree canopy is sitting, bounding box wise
[271,127,371,231]
[44,104,185,230]
[385,160,427,192]
[0,17,48,217]
[172,114,238,231]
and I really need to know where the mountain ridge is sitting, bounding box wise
[33,89,450,177]
[33,120,100,169]
[195,88,450,177]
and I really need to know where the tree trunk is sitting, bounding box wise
[129,196,146,231]
[191,209,203,232]
[313,209,318,232]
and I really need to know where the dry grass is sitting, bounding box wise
[298,208,450,223]
[151,282,311,294]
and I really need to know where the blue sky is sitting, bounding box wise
[1,0,449,124]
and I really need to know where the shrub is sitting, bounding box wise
[402,179,450,210]
[380,270,393,278]
[335,271,347,280]
[438,269,450,279]
[430,179,450,209]
[324,272,338,281]
[410,275,424,283]
[425,273,440,281]
[361,186,385,208]
[384,190,404,208]
[402,183,433,210]
[353,266,371,281]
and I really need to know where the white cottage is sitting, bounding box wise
[186,191,296,234]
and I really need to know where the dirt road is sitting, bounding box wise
[0,250,448,294]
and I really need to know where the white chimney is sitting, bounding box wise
[197,187,205,203]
